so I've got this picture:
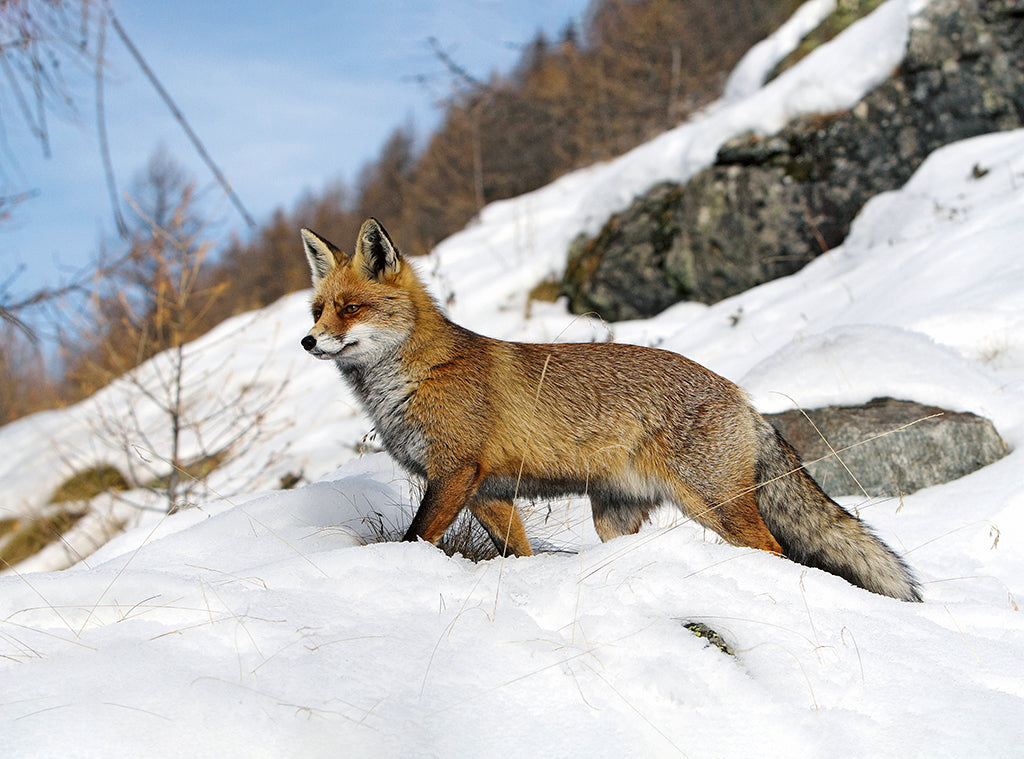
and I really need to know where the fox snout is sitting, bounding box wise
[300,331,337,358]
[301,332,340,359]
[301,327,360,360]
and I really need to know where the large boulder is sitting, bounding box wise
[765,398,1009,498]
[564,0,1024,320]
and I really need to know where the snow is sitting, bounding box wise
[3,1,1024,756]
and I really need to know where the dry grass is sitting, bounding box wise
[438,512,501,562]
[767,0,886,82]
[0,508,86,568]
[362,506,500,563]
[0,517,18,540]
[48,464,129,504]
[143,449,228,492]
[528,277,563,304]
[525,276,565,320]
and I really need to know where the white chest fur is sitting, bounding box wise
[338,355,429,477]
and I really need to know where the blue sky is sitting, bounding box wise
[2,0,590,301]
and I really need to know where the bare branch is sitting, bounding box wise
[94,13,128,238]
[105,6,257,230]
[428,36,485,91]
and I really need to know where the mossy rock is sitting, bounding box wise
[684,622,734,656]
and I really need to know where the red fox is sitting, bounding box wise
[300,218,921,602]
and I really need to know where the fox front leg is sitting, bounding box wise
[403,465,483,547]
[468,499,532,557]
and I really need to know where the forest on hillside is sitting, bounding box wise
[1,0,800,421]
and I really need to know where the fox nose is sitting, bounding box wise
[301,335,317,351]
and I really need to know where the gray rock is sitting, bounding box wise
[765,398,1009,498]
[564,0,1024,320]
[564,184,687,322]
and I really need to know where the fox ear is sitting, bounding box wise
[354,217,401,282]
[301,229,347,286]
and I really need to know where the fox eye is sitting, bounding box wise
[341,304,361,315]
[311,304,323,321]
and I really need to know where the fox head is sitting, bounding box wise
[300,218,420,366]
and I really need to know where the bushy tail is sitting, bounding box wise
[754,419,921,602]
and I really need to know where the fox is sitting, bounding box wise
[299,218,921,602]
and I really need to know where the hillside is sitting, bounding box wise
[2,1,1024,756]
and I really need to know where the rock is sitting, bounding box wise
[764,398,1009,498]
[563,0,1024,320]
[563,184,687,322]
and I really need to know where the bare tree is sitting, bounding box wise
[0,0,95,161]
[1,0,97,330]
[68,152,286,512]
[0,0,253,334]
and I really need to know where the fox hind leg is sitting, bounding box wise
[590,494,656,542]
[588,478,782,555]
[667,479,782,555]
[714,490,783,554]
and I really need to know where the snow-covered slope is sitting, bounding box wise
[3,2,1023,756]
